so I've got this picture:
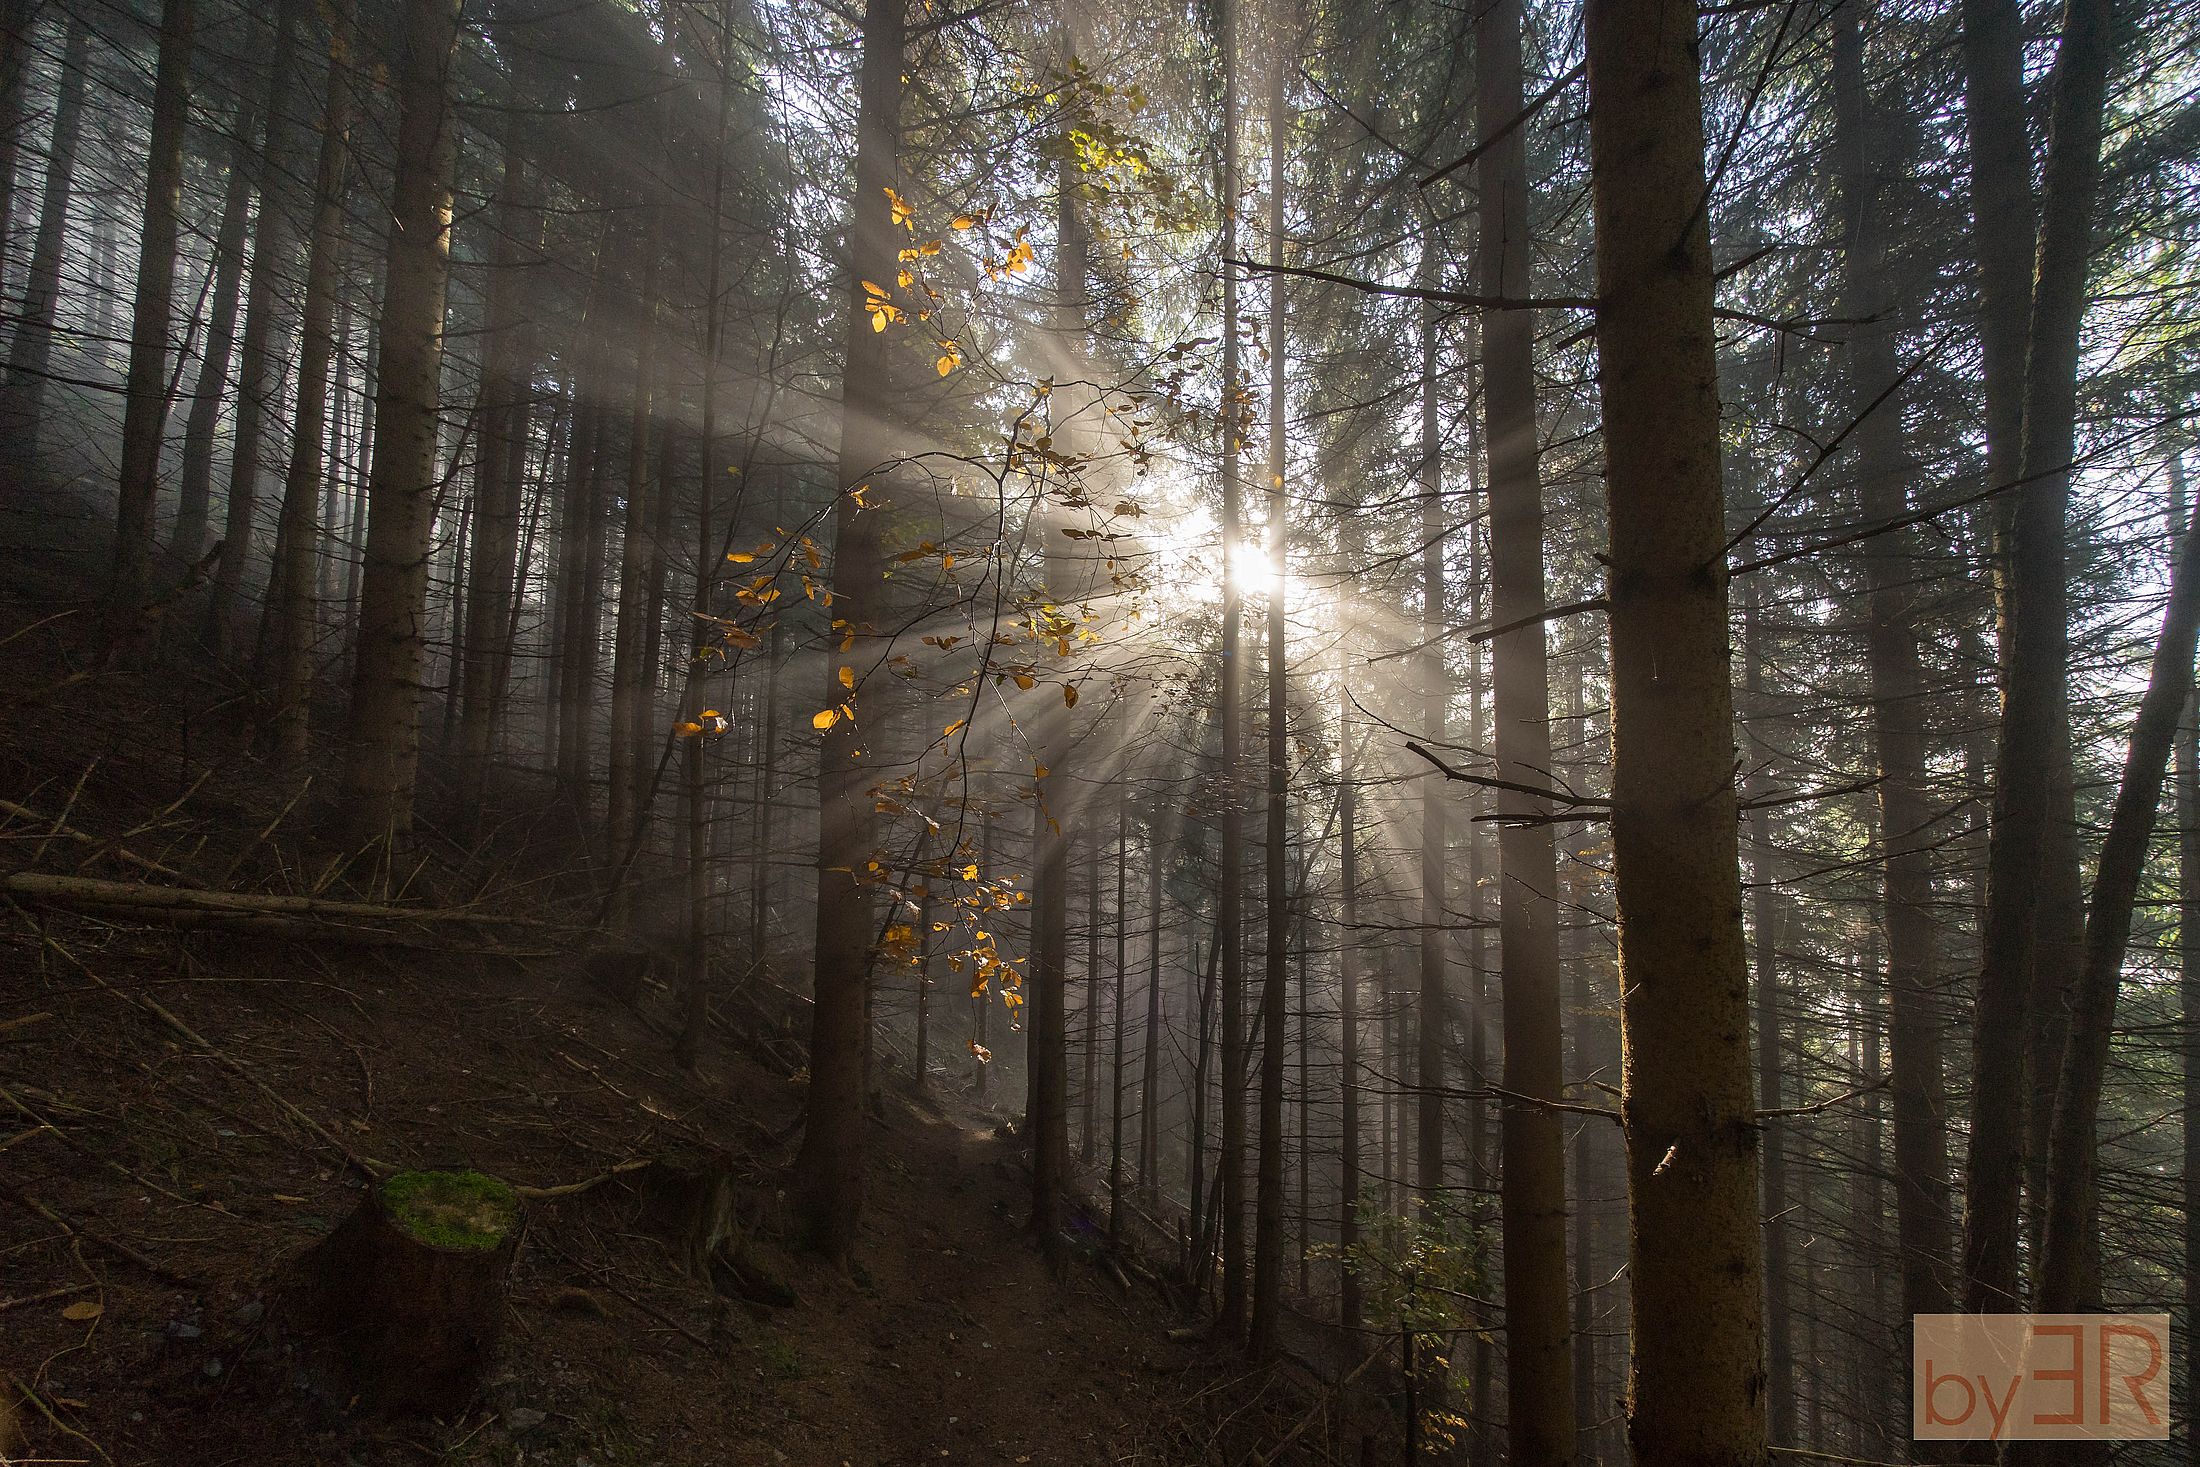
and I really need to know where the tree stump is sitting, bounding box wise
[604,1149,797,1309]
[311,1170,520,1413]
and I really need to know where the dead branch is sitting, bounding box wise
[3,871,562,928]
[0,798,182,877]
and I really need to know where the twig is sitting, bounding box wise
[510,1158,655,1201]
[1402,742,1606,808]
[0,1179,190,1286]
[1756,1074,1890,1120]
[7,1373,113,1465]
[0,799,181,878]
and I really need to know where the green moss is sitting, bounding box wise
[378,1170,518,1252]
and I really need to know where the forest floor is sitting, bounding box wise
[0,566,1376,1467]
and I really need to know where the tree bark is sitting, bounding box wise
[335,0,463,847]
[791,0,906,1262]
[1477,1,1574,1457]
[1214,0,1248,1337]
[455,93,539,822]
[1415,278,1446,1208]
[1336,659,1362,1331]
[1832,0,1954,1341]
[106,0,196,636]
[1958,0,2116,1318]
[2032,514,2200,1315]
[268,0,356,772]
[606,243,661,871]
[0,19,89,448]
[1248,52,1291,1361]
[203,0,303,657]
[170,104,254,567]
[1584,3,1767,1463]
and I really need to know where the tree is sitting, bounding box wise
[1477,0,1574,1458]
[106,0,196,637]
[337,0,465,847]
[269,0,358,771]
[1583,2,1767,1463]
[791,0,907,1263]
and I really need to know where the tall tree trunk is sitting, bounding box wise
[1583,4,1767,1464]
[1084,825,1102,1164]
[1957,0,2116,1318]
[335,0,462,847]
[1337,663,1362,1330]
[1415,280,1446,1206]
[1109,798,1128,1246]
[1140,799,1165,1203]
[1833,0,1954,1343]
[0,19,89,448]
[1743,571,1793,1444]
[0,0,33,297]
[2032,516,2200,1316]
[1248,54,1291,1361]
[170,106,254,567]
[1477,1,1574,1456]
[204,0,303,656]
[791,0,905,1262]
[2174,452,2200,1467]
[455,98,539,822]
[106,0,196,635]
[1214,0,1249,1336]
[606,244,661,875]
[269,0,356,772]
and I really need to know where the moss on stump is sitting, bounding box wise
[312,1169,521,1413]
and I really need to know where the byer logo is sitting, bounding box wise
[1913,1314,2170,1441]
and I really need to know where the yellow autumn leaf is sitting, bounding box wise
[1012,672,1034,690]
[951,214,980,230]
[944,717,968,737]
[839,665,856,690]
[1063,683,1079,707]
[61,1300,102,1321]
[962,863,980,880]
[813,708,841,731]
[726,551,754,563]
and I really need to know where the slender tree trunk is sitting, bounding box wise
[1958,0,2116,1318]
[1109,798,1128,1246]
[1248,54,1291,1361]
[1337,664,1361,1330]
[456,101,538,821]
[0,19,88,447]
[1833,0,1955,1347]
[1214,0,1248,1337]
[106,0,196,636]
[1583,4,1767,1464]
[1415,281,1446,1207]
[1743,572,1793,1445]
[205,0,303,656]
[268,0,356,772]
[2174,453,2200,1467]
[1084,826,1101,1165]
[606,244,661,874]
[1477,1,1573,1454]
[170,106,254,567]
[335,0,462,847]
[1139,802,1164,1202]
[0,0,33,297]
[791,0,905,1263]
[2032,516,2200,1315]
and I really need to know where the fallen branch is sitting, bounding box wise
[3,871,561,929]
[0,1178,190,1286]
[0,798,182,878]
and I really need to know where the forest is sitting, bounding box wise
[0,0,2193,1461]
